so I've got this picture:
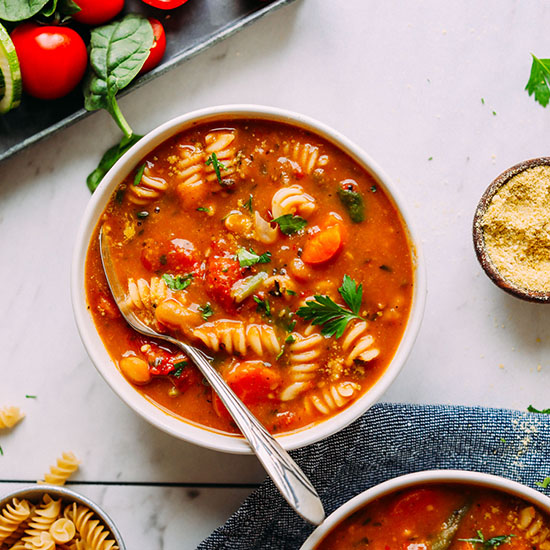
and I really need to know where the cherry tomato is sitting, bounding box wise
[11,23,87,100]
[141,0,189,9]
[139,18,167,75]
[72,0,124,25]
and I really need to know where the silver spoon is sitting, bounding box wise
[99,226,325,525]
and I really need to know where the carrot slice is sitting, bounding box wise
[302,223,343,265]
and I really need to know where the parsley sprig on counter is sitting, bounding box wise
[526,54,550,107]
[297,275,365,338]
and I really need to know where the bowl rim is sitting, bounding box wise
[300,469,550,549]
[472,156,550,303]
[71,104,427,454]
[0,484,126,549]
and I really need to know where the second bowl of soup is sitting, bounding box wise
[72,105,426,453]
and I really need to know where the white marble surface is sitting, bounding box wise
[2,0,550,547]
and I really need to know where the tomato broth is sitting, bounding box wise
[316,484,550,549]
[85,118,414,435]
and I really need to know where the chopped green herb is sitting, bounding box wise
[337,186,365,223]
[297,275,364,338]
[285,334,296,344]
[237,248,272,267]
[25,395,37,399]
[272,214,307,235]
[459,530,515,549]
[286,289,297,296]
[492,110,497,116]
[379,264,393,272]
[254,296,271,317]
[137,211,149,219]
[205,152,226,185]
[171,361,188,378]
[536,477,550,488]
[528,405,550,414]
[197,206,211,213]
[162,273,193,291]
[370,185,377,193]
[243,194,253,212]
[526,54,550,107]
[481,97,485,104]
[275,347,285,360]
[500,437,506,443]
[133,163,146,186]
[0,446,3,456]
[428,156,433,161]
[199,303,214,321]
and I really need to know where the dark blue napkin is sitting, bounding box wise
[198,403,550,550]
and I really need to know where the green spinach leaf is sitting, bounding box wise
[0,0,49,21]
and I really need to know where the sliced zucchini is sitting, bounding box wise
[0,23,22,114]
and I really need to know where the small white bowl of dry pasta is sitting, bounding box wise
[72,104,426,454]
[0,484,125,549]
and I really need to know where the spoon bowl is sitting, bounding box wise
[99,227,325,525]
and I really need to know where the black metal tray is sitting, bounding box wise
[0,0,296,162]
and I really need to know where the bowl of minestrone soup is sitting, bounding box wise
[301,470,550,549]
[72,105,426,454]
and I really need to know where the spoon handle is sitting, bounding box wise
[178,342,325,525]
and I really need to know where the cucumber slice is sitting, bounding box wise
[0,23,22,114]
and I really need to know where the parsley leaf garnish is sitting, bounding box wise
[243,194,253,212]
[526,54,550,107]
[170,361,188,378]
[199,303,214,321]
[296,275,364,338]
[459,531,514,549]
[535,477,550,488]
[272,214,307,235]
[254,296,271,317]
[162,273,193,291]
[133,163,146,186]
[528,405,550,414]
[237,248,272,268]
[205,152,226,185]
[197,206,211,213]
[25,395,37,399]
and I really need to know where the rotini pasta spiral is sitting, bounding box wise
[49,517,76,544]
[175,145,207,209]
[22,495,61,542]
[282,141,328,174]
[280,331,324,401]
[125,277,170,312]
[341,320,380,366]
[193,320,281,356]
[0,498,31,543]
[0,406,25,429]
[127,164,168,206]
[515,506,550,546]
[253,211,278,244]
[271,184,316,219]
[205,131,238,185]
[304,380,361,416]
[66,503,119,550]
[21,531,55,550]
[38,452,80,486]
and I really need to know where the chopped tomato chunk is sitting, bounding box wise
[302,223,343,265]
[205,255,244,312]
[140,238,198,272]
[212,361,281,420]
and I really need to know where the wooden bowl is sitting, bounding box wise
[473,156,550,303]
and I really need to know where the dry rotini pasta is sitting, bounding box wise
[38,453,80,486]
[127,164,168,206]
[0,494,119,550]
[0,498,31,543]
[193,320,280,356]
[0,407,25,430]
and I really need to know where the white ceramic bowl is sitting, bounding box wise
[0,484,126,549]
[301,469,550,549]
[71,105,427,454]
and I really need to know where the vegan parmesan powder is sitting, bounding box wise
[482,165,550,292]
